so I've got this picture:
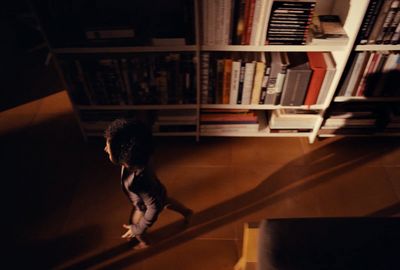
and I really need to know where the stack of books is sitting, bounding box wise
[309,14,349,45]
[357,0,400,45]
[153,110,197,133]
[266,0,316,45]
[200,109,264,133]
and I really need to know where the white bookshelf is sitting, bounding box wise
[319,1,400,139]
[45,0,388,143]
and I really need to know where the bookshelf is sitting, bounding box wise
[320,0,400,138]
[33,0,399,143]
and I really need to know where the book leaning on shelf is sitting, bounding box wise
[338,52,400,97]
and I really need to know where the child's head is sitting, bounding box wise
[104,119,153,168]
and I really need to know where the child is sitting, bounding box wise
[104,119,193,248]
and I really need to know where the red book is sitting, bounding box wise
[242,0,255,45]
[304,52,327,106]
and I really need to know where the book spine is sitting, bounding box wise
[237,61,246,104]
[358,0,383,44]
[223,59,233,104]
[376,0,399,44]
[259,64,271,104]
[201,53,210,104]
[230,61,242,104]
[250,61,266,104]
[241,61,256,104]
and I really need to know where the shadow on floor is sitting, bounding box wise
[54,136,399,269]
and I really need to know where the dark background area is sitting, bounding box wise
[0,0,63,112]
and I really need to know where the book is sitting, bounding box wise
[259,52,272,104]
[368,0,395,44]
[257,0,274,45]
[309,14,348,44]
[280,52,312,106]
[304,52,327,106]
[241,57,256,104]
[222,59,233,104]
[354,52,381,96]
[383,3,400,43]
[269,109,317,129]
[265,52,287,104]
[316,52,336,105]
[357,0,384,44]
[266,0,315,44]
[376,0,400,44]
[250,52,267,104]
[341,52,370,97]
[200,52,210,103]
[230,59,242,104]
[274,52,290,105]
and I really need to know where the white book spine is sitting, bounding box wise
[241,61,256,104]
[343,52,368,96]
[316,53,336,104]
[259,0,273,45]
[230,61,242,104]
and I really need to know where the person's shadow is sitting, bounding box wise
[59,137,400,269]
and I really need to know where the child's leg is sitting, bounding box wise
[130,207,149,248]
[165,197,193,224]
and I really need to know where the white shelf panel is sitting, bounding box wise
[319,133,400,138]
[77,104,197,110]
[200,131,311,137]
[87,132,197,137]
[334,96,400,102]
[201,104,325,110]
[201,45,346,52]
[54,46,197,54]
[153,132,197,137]
[355,45,400,51]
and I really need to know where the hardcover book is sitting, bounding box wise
[280,52,312,106]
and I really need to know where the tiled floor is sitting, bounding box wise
[3,91,400,269]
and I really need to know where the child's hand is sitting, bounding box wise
[121,224,135,240]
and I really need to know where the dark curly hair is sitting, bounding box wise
[104,119,153,167]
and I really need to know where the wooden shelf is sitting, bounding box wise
[53,46,197,54]
[355,45,400,51]
[200,131,311,137]
[201,44,347,52]
[334,97,400,102]
[200,104,325,110]
[77,105,198,110]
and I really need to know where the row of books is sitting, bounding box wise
[337,51,400,97]
[319,102,400,135]
[201,0,317,46]
[357,0,400,45]
[201,51,336,106]
[63,53,196,106]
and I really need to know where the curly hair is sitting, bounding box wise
[104,119,153,167]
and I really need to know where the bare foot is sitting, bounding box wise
[133,241,149,250]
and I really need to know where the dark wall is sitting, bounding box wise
[0,0,62,112]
